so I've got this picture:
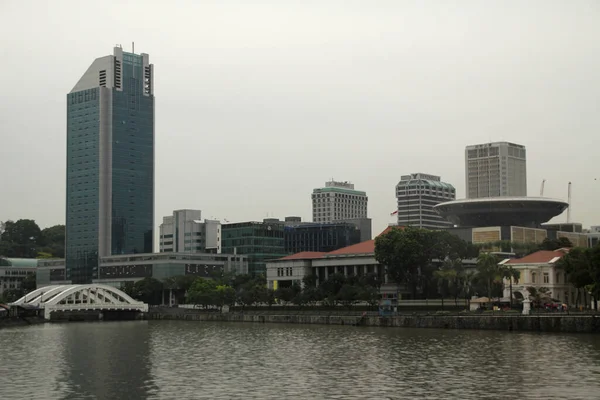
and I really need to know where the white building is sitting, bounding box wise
[159,210,221,254]
[395,173,455,229]
[0,258,37,297]
[501,249,579,305]
[588,226,600,248]
[312,180,368,223]
[465,142,527,199]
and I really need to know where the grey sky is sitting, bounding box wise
[1,0,599,239]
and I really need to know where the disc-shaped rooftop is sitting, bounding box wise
[433,197,569,228]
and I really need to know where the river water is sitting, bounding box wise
[1,321,599,399]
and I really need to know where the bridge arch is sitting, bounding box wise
[11,284,148,319]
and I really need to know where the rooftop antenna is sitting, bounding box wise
[132,42,135,54]
[540,179,546,196]
[567,181,572,223]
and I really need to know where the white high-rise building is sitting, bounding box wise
[465,142,527,199]
[396,173,456,229]
[159,210,221,253]
[312,180,368,223]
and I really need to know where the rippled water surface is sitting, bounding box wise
[2,321,600,399]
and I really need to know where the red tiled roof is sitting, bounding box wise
[275,227,403,261]
[277,251,327,261]
[377,225,406,237]
[507,249,569,265]
[326,240,375,256]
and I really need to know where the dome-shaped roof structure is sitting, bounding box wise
[433,197,568,228]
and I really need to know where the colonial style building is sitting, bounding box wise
[501,249,579,305]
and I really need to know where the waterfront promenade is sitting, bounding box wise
[147,307,600,334]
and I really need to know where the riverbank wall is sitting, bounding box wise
[147,309,600,333]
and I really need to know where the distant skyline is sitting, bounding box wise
[1,0,599,241]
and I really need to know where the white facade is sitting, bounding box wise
[588,226,600,248]
[312,180,368,223]
[465,142,527,199]
[395,173,456,229]
[159,210,221,253]
[501,250,578,305]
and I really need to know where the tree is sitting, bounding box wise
[21,273,36,292]
[215,285,236,310]
[133,277,163,305]
[501,265,520,308]
[120,281,136,298]
[375,227,436,299]
[0,219,43,258]
[186,278,218,308]
[476,252,500,299]
[434,266,457,309]
[559,247,593,308]
[40,225,65,258]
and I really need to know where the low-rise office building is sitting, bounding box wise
[37,252,248,288]
[159,209,221,253]
[284,222,362,254]
[221,219,287,276]
[0,258,37,297]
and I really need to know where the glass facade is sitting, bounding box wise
[284,223,362,254]
[66,88,101,283]
[66,51,154,284]
[111,52,154,255]
[221,222,288,275]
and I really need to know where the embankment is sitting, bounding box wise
[147,309,600,334]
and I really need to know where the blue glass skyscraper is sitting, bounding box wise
[66,47,154,283]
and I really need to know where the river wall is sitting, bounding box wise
[147,310,600,334]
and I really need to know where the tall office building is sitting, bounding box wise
[396,173,455,229]
[312,180,368,223]
[465,142,527,199]
[66,46,155,283]
[159,210,221,254]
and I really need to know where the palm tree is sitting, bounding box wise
[477,252,500,299]
[501,265,521,308]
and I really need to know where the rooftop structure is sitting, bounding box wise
[434,197,568,228]
[465,141,527,198]
[312,180,368,223]
[395,173,455,229]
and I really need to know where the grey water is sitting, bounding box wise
[1,321,599,399]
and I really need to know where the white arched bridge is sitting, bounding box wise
[11,284,148,320]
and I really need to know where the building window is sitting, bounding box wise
[531,272,536,283]
[543,273,549,284]
[556,273,560,284]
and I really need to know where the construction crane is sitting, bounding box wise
[540,179,546,196]
[567,182,572,223]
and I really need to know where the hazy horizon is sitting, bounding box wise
[1,0,599,241]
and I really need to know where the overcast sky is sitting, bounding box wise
[1,0,599,240]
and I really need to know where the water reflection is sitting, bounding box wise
[58,321,156,399]
[2,321,600,399]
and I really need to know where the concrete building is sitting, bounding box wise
[284,222,362,254]
[312,180,368,223]
[395,173,455,229]
[465,142,527,198]
[159,210,221,254]
[0,258,37,297]
[37,253,248,289]
[588,226,600,248]
[501,249,579,306]
[221,219,288,275]
[66,46,155,284]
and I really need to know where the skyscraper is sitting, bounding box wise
[395,173,455,229]
[312,180,368,223]
[66,46,154,283]
[465,142,527,199]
